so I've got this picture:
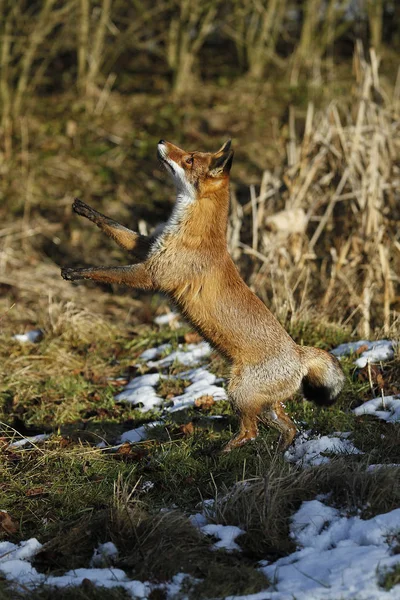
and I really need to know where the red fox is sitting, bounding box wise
[61,140,345,452]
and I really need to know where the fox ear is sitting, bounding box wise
[209,148,234,177]
[215,139,232,155]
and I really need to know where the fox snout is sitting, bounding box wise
[157,140,188,168]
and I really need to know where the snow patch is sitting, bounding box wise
[331,339,396,368]
[115,364,226,417]
[354,395,400,423]
[8,434,51,449]
[120,421,164,444]
[144,341,212,368]
[90,542,118,567]
[200,524,245,552]
[367,464,400,472]
[154,312,181,327]
[285,431,362,467]
[0,539,195,598]
[139,343,170,361]
[189,512,209,528]
[257,499,400,600]
[12,329,43,344]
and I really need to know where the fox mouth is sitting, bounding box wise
[157,149,175,175]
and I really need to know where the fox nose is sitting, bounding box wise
[158,139,165,145]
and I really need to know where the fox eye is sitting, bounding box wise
[185,156,194,165]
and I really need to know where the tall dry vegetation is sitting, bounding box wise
[0,0,395,116]
[0,1,399,336]
[229,46,400,336]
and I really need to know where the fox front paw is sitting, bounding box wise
[61,267,81,281]
[72,198,92,217]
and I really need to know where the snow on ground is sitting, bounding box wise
[115,343,227,443]
[331,339,396,368]
[8,434,51,449]
[367,464,400,472]
[0,537,192,598]
[12,329,43,344]
[90,542,119,567]
[139,341,212,367]
[146,341,212,368]
[116,337,397,445]
[9,336,397,449]
[119,420,164,444]
[4,333,400,597]
[285,431,362,467]
[354,395,400,423]
[3,497,400,599]
[153,311,181,328]
[115,348,225,416]
[255,499,400,600]
[200,524,245,552]
[115,372,163,411]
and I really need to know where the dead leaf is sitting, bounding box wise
[114,444,149,462]
[116,442,132,455]
[194,395,215,410]
[355,344,370,356]
[0,511,18,535]
[59,437,71,448]
[357,364,385,389]
[179,422,195,436]
[26,487,47,497]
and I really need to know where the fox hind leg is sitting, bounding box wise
[262,402,297,451]
[222,401,261,453]
[223,371,299,452]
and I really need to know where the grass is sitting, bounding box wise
[0,325,400,600]
[1,294,400,598]
[379,564,400,591]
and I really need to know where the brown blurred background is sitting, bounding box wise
[1,0,400,336]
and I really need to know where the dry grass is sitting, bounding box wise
[213,456,400,560]
[230,46,400,336]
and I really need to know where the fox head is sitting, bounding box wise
[157,140,234,199]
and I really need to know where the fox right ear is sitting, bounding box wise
[209,148,234,177]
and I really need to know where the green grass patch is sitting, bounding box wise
[379,563,400,591]
[2,306,400,598]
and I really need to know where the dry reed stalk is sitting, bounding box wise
[86,0,111,100]
[224,0,287,79]
[167,0,221,96]
[78,0,90,94]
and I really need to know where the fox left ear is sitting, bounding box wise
[215,140,232,155]
[209,148,234,177]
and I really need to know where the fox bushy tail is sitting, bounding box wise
[299,347,345,406]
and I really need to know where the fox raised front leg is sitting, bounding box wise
[61,264,154,289]
[72,198,151,260]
